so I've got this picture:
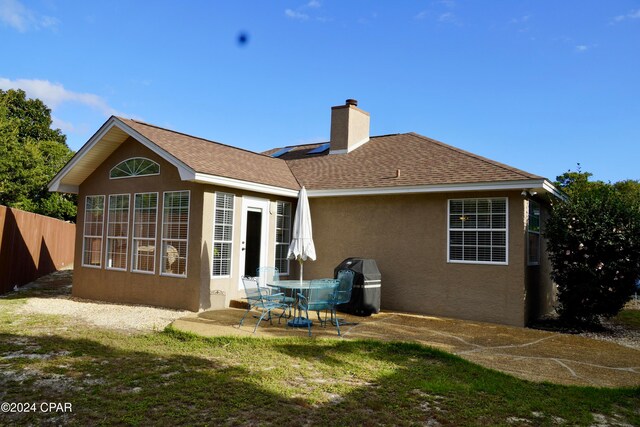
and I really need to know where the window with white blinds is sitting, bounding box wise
[132,192,158,273]
[448,198,508,264]
[82,195,105,268]
[275,201,292,275]
[212,192,234,277]
[106,194,130,270]
[161,191,190,277]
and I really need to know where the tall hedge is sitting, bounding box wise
[545,184,640,325]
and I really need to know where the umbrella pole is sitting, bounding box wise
[299,258,303,284]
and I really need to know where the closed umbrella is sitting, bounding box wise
[287,186,316,284]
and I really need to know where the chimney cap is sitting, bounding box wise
[345,99,358,107]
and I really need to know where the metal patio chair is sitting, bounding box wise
[296,279,339,337]
[256,266,295,316]
[239,276,288,333]
[328,269,356,335]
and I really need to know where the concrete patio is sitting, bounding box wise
[172,308,640,388]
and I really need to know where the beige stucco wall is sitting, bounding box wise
[302,191,532,326]
[200,188,297,310]
[74,137,298,312]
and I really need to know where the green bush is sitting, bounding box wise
[546,185,640,325]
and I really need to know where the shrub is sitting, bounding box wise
[545,185,640,325]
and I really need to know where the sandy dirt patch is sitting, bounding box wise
[17,297,191,332]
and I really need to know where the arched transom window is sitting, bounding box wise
[110,158,160,179]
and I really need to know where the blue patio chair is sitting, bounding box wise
[296,279,340,337]
[239,276,288,333]
[329,269,356,335]
[256,266,295,316]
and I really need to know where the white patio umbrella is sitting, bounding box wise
[287,186,316,283]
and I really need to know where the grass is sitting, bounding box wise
[614,309,640,330]
[0,298,639,426]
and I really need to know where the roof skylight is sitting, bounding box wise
[307,143,330,155]
[271,147,294,158]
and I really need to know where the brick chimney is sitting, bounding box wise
[329,99,370,154]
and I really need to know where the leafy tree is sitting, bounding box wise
[0,89,76,221]
[554,165,593,193]
[546,169,640,325]
[613,179,640,204]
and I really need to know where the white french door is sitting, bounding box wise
[238,197,270,289]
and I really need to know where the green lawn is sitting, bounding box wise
[1,298,639,426]
[615,308,640,330]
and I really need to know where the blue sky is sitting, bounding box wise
[1,0,639,183]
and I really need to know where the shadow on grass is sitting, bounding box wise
[0,269,73,301]
[1,328,639,426]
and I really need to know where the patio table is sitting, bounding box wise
[273,280,338,327]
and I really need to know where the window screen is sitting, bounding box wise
[162,191,189,277]
[448,198,508,264]
[275,201,292,275]
[106,194,130,270]
[213,192,234,277]
[132,192,158,273]
[82,195,105,267]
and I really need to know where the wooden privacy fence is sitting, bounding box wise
[0,205,75,294]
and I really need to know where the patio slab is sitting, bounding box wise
[171,308,640,388]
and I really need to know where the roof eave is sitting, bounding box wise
[48,117,118,193]
[48,117,196,194]
[306,179,562,198]
[192,172,299,198]
[541,179,566,200]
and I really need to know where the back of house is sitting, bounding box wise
[49,99,561,326]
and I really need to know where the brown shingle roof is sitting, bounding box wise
[116,117,543,193]
[118,117,300,191]
[269,133,543,190]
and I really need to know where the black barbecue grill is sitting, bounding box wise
[334,258,381,316]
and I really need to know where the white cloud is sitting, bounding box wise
[575,44,597,53]
[0,0,59,32]
[415,0,460,23]
[285,8,309,21]
[285,1,327,22]
[0,77,124,117]
[438,12,456,23]
[612,9,640,23]
[39,15,59,29]
[51,115,76,133]
[510,15,531,24]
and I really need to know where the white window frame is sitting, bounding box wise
[447,197,509,265]
[109,157,160,179]
[81,195,105,269]
[161,190,190,278]
[527,200,541,266]
[131,192,159,275]
[274,201,292,276]
[212,192,235,278]
[105,194,131,271]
